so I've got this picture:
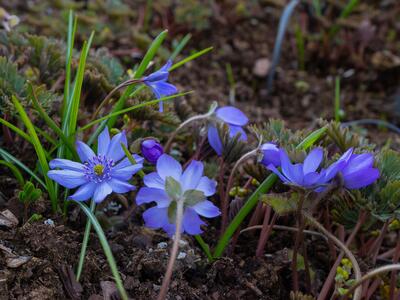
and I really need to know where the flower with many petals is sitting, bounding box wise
[143,60,178,112]
[48,128,143,203]
[330,148,380,189]
[207,106,248,156]
[267,148,342,191]
[136,154,220,236]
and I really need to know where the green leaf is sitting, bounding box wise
[184,190,205,206]
[168,201,177,223]
[165,176,182,201]
[0,159,24,187]
[378,149,400,181]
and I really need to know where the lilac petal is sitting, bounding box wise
[267,164,289,183]
[143,70,168,83]
[324,160,346,181]
[108,178,136,193]
[156,154,182,181]
[159,60,173,72]
[97,127,110,156]
[159,101,164,113]
[163,222,177,237]
[106,131,127,162]
[303,148,323,174]
[143,207,169,229]
[92,182,112,203]
[291,164,304,185]
[182,207,205,235]
[49,159,84,171]
[68,182,96,201]
[229,125,247,141]
[112,164,143,180]
[113,155,144,169]
[196,176,217,196]
[343,167,380,189]
[216,106,248,126]
[207,125,223,156]
[153,81,178,97]
[261,143,281,167]
[76,141,95,163]
[48,170,87,188]
[143,172,165,189]
[279,150,300,183]
[192,200,220,218]
[338,148,354,163]
[342,153,374,176]
[136,187,170,208]
[181,160,204,191]
[303,172,322,187]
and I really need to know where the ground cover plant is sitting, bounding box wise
[1,1,400,299]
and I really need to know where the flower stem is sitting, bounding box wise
[158,200,184,300]
[76,200,96,282]
[303,211,362,300]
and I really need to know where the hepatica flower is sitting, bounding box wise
[208,106,249,156]
[260,143,281,167]
[142,60,178,112]
[48,128,143,203]
[267,148,341,190]
[140,139,164,164]
[136,154,220,236]
[332,148,380,189]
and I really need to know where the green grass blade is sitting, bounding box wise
[213,126,328,258]
[194,235,213,262]
[170,47,213,71]
[82,91,191,132]
[0,117,32,142]
[170,33,192,61]
[106,29,168,128]
[76,202,128,300]
[120,143,145,178]
[12,95,57,211]
[0,159,24,187]
[0,145,46,189]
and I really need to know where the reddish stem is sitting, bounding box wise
[389,237,400,299]
[255,206,276,257]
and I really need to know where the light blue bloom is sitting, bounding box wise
[48,128,143,203]
[143,60,178,112]
[136,154,220,236]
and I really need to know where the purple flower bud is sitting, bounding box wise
[141,139,164,164]
[260,143,280,167]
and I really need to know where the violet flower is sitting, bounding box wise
[208,106,249,156]
[267,148,343,190]
[141,139,164,164]
[48,128,143,203]
[260,143,281,167]
[143,60,178,112]
[331,148,380,189]
[136,154,220,236]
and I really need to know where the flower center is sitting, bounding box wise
[83,155,114,183]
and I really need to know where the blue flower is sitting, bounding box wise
[48,128,143,203]
[136,154,220,236]
[260,143,281,167]
[207,106,249,156]
[142,60,178,112]
[267,148,342,190]
[331,148,380,189]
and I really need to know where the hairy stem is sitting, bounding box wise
[76,200,96,281]
[157,200,184,300]
[303,211,362,300]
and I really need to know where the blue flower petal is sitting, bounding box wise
[108,178,136,193]
[180,160,204,191]
[261,143,281,167]
[97,127,110,156]
[112,164,143,180]
[136,187,171,208]
[192,200,220,218]
[196,176,217,196]
[279,150,300,184]
[342,153,374,176]
[47,170,87,189]
[49,159,84,171]
[343,167,380,189]
[229,125,247,141]
[93,182,112,203]
[156,154,182,181]
[182,207,205,235]
[207,125,223,156]
[216,106,248,126]
[68,182,96,201]
[303,148,323,174]
[76,141,95,163]
[143,207,169,229]
[113,155,144,170]
[303,172,322,187]
[267,164,289,183]
[143,172,165,189]
[106,130,127,162]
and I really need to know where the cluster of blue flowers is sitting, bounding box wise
[47,61,380,238]
[261,144,380,191]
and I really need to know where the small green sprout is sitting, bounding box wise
[18,181,42,221]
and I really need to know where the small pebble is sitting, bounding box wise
[178,239,188,247]
[157,242,168,249]
[177,252,186,260]
[44,219,54,226]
